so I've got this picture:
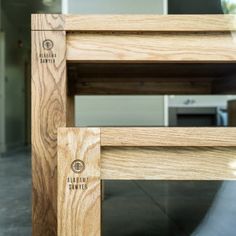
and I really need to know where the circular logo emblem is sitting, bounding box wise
[71,159,85,174]
[42,39,54,50]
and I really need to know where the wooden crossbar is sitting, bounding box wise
[66,32,236,62]
[100,127,236,146]
[32,14,236,32]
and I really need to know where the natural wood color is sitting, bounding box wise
[228,100,236,126]
[66,95,75,125]
[31,19,74,235]
[101,147,236,180]
[101,128,236,147]
[58,128,101,236]
[67,63,236,95]
[64,15,236,32]
[31,13,236,235]
[32,14,236,32]
[31,14,65,30]
[67,32,236,62]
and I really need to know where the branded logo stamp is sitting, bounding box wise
[71,159,85,174]
[42,39,54,50]
[39,39,56,63]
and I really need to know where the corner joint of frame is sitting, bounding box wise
[31,14,65,31]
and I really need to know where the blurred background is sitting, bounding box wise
[1,0,236,235]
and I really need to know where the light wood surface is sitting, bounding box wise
[31,14,65,30]
[31,13,236,235]
[101,128,236,147]
[101,147,236,180]
[64,15,236,32]
[67,32,236,62]
[31,16,74,236]
[32,14,236,31]
[58,128,101,236]
[228,100,236,126]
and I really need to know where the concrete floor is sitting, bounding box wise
[103,181,221,236]
[1,151,236,236]
[0,150,31,236]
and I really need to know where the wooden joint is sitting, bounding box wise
[31,14,65,31]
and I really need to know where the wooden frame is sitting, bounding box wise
[57,127,236,235]
[32,14,236,236]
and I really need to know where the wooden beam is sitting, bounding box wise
[67,32,236,62]
[228,100,236,126]
[67,63,236,80]
[31,15,74,236]
[101,128,236,147]
[64,15,236,32]
[58,128,101,236]
[67,63,236,95]
[101,147,236,180]
[31,14,65,30]
[212,75,236,94]
[70,81,211,95]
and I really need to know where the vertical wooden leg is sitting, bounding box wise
[102,180,105,201]
[58,128,101,236]
[32,14,74,236]
[228,100,236,126]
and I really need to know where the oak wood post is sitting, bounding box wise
[228,100,236,126]
[58,128,101,236]
[31,14,74,236]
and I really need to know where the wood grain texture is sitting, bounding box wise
[67,32,236,62]
[64,14,236,31]
[58,128,101,236]
[101,147,236,180]
[228,100,236,126]
[31,14,65,30]
[31,18,74,235]
[66,95,75,126]
[67,63,236,95]
[101,128,236,147]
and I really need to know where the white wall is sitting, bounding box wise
[64,0,165,14]
[76,96,165,126]
[64,0,167,126]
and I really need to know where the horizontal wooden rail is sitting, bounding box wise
[66,32,236,62]
[101,146,236,180]
[32,14,236,31]
[64,15,236,32]
[100,127,236,180]
[100,127,236,146]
